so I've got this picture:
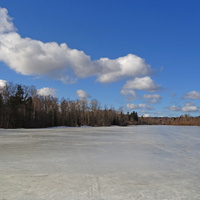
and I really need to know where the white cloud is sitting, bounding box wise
[120,89,138,100]
[143,114,150,117]
[149,99,159,104]
[76,89,91,99]
[0,8,16,33]
[143,94,162,104]
[96,54,152,83]
[139,103,153,110]
[122,76,161,92]
[168,102,198,113]
[126,103,153,110]
[126,103,139,110]
[37,87,57,97]
[0,8,152,84]
[0,79,7,88]
[143,94,161,99]
[182,102,198,112]
[0,32,94,81]
[183,91,200,100]
[121,77,161,99]
[168,105,182,112]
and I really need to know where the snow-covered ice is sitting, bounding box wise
[0,125,200,199]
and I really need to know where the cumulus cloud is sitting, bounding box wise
[168,102,198,113]
[168,105,182,112]
[143,114,150,117]
[37,87,57,97]
[0,8,152,84]
[121,77,161,99]
[183,91,200,100]
[0,79,7,88]
[0,8,16,33]
[122,77,161,92]
[96,54,152,83]
[76,89,91,99]
[126,103,139,110]
[0,32,94,81]
[126,103,153,110]
[143,94,162,104]
[143,94,161,99]
[182,102,198,112]
[120,89,138,100]
[139,103,153,110]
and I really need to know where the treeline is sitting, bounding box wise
[139,115,200,126]
[0,82,139,128]
[1,82,199,128]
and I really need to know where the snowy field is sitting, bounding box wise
[0,125,200,200]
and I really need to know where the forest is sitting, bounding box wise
[0,82,139,128]
[0,82,199,128]
[139,115,200,126]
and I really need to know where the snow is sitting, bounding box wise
[0,126,200,199]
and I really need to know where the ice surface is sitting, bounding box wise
[0,125,200,199]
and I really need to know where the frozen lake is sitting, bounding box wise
[0,125,200,200]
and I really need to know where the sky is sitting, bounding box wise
[0,0,200,117]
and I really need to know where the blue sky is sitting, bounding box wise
[0,0,200,117]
